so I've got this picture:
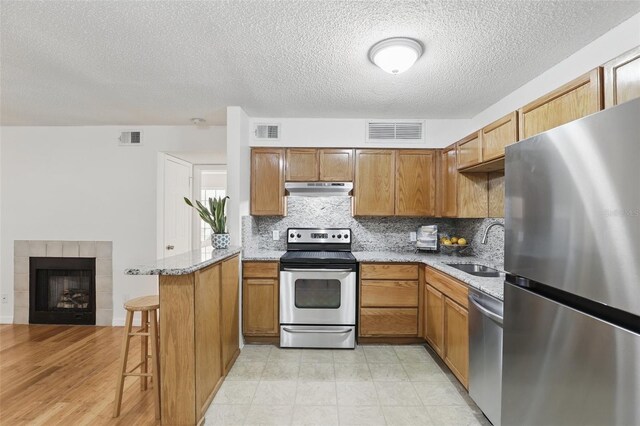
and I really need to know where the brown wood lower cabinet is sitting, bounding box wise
[444,297,469,388]
[424,284,445,357]
[422,266,469,389]
[159,254,240,425]
[359,263,419,337]
[242,261,279,337]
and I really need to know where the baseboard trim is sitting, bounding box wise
[0,315,13,324]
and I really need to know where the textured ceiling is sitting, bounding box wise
[1,1,639,126]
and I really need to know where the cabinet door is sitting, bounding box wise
[395,150,436,216]
[251,148,285,216]
[243,278,279,336]
[456,132,482,170]
[425,284,445,357]
[195,264,223,417]
[286,148,319,181]
[221,255,240,374]
[354,149,395,216]
[482,112,518,162]
[519,68,603,139]
[444,297,469,389]
[441,146,458,217]
[604,46,640,108]
[319,149,354,181]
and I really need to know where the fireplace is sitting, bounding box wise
[29,257,96,325]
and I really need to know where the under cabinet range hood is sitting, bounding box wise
[285,182,353,197]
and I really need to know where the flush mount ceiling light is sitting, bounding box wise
[191,117,206,125]
[369,37,423,75]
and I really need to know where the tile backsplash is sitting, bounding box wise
[242,197,504,264]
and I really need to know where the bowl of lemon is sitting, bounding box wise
[439,236,471,255]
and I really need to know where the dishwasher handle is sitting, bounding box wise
[469,295,503,325]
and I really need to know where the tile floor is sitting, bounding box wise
[204,344,491,425]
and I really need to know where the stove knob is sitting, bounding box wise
[344,234,349,239]
[297,234,301,238]
[337,235,342,239]
[290,233,295,238]
[332,234,336,238]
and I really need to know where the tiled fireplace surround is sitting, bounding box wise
[13,240,113,326]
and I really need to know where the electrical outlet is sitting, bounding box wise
[410,232,417,242]
[272,230,280,241]
[1,294,8,304]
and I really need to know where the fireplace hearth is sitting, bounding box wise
[30,257,96,325]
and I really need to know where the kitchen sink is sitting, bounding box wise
[446,263,505,278]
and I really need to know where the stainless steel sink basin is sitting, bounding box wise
[446,263,505,278]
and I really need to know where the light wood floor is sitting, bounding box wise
[0,324,158,425]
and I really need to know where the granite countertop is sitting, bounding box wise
[125,246,242,276]
[243,248,504,300]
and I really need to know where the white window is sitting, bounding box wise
[192,165,227,249]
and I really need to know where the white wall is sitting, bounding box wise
[249,118,470,149]
[447,12,640,144]
[226,107,251,246]
[0,125,226,324]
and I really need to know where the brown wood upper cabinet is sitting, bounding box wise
[438,145,488,218]
[519,68,603,140]
[439,146,458,217]
[604,46,640,108]
[456,132,482,170]
[242,261,279,337]
[285,148,354,182]
[286,148,318,181]
[395,150,436,216]
[457,113,518,172]
[319,149,354,181]
[251,148,286,216]
[353,149,395,216]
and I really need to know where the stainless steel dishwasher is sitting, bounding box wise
[468,287,503,426]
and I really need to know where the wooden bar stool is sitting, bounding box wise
[113,295,161,419]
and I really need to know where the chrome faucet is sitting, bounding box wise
[481,221,505,244]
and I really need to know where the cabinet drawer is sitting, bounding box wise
[243,261,279,279]
[425,267,468,308]
[360,263,419,280]
[361,280,418,307]
[360,308,418,336]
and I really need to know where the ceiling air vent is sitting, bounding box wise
[253,123,280,141]
[366,120,425,143]
[119,130,142,146]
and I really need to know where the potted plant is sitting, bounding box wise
[184,195,230,249]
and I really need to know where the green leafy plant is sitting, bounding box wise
[184,196,229,234]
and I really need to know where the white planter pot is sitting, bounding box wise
[211,233,230,249]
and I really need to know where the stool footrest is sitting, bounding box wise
[128,332,151,337]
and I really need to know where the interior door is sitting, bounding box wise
[163,155,192,256]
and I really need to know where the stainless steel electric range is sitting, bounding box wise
[279,228,357,349]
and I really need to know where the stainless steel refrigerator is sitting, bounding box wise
[502,98,640,426]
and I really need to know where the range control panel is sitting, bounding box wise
[287,228,351,244]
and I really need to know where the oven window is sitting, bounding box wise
[295,279,341,309]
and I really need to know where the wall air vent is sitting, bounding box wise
[366,120,425,143]
[253,123,280,141]
[119,130,142,146]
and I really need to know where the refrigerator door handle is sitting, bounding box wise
[469,295,503,325]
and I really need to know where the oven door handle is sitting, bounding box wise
[282,327,353,334]
[282,268,353,273]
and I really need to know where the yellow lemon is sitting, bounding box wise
[443,239,452,245]
[450,237,458,244]
[458,238,467,245]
